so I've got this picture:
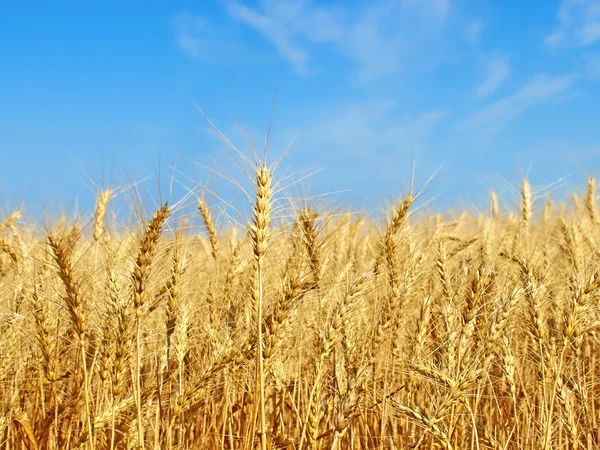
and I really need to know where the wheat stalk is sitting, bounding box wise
[250,164,273,450]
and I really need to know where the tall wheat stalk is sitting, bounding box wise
[250,164,273,450]
[48,229,95,450]
[131,202,170,450]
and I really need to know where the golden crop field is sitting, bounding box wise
[1,152,599,450]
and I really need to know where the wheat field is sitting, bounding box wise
[1,153,600,450]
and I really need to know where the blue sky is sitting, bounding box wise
[1,0,600,216]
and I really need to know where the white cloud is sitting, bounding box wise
[584,53,600,77]
[460,74,577,132]
[476,57,510,98]
[275,100,448,198]
[464,20,484,45]
[581,21,600,45]
[223,0,453,80]
[545,0,600,47]
[290,99,447,157]
[225,0,343,74]
[172,13,244,64]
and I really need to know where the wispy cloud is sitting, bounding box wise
[278,99,447,197]
[225,0,344,74]
[552,144,600,164]
[341,0,452,82]
[545,0,600,47]
[476,57,510,98]
[253,99,447,163]
[172,12,245,64]
[583,53,600,77]
[460,73,577,132]
[296,99,447,155]
[205,0,455,81]
[464,20,484,45]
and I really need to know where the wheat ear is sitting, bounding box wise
[48,229,94,449]
[300,206,322,290]
[0,210,21,233]
[93,189,112,242]
[585,175,598,224]
[131,202,170,450]
[198,197,219,262]
[250,164,273,450]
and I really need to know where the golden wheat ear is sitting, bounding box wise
[0,210,21,233]
[521,179,532,228]
[299,206,322,291]
[198,197,219,262]
[249,163,273,450]
[93,188,113,242]
[490,191,500,220]
[585,175,598,224]
[131,201,170,450]
[132,202,170,312]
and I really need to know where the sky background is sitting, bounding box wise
[1,0,600,217]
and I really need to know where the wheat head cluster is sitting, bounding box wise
[1,155,600,450]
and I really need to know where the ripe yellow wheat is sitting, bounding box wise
[0,167,599,450]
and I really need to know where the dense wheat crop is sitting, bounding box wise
[1,154,600,449]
